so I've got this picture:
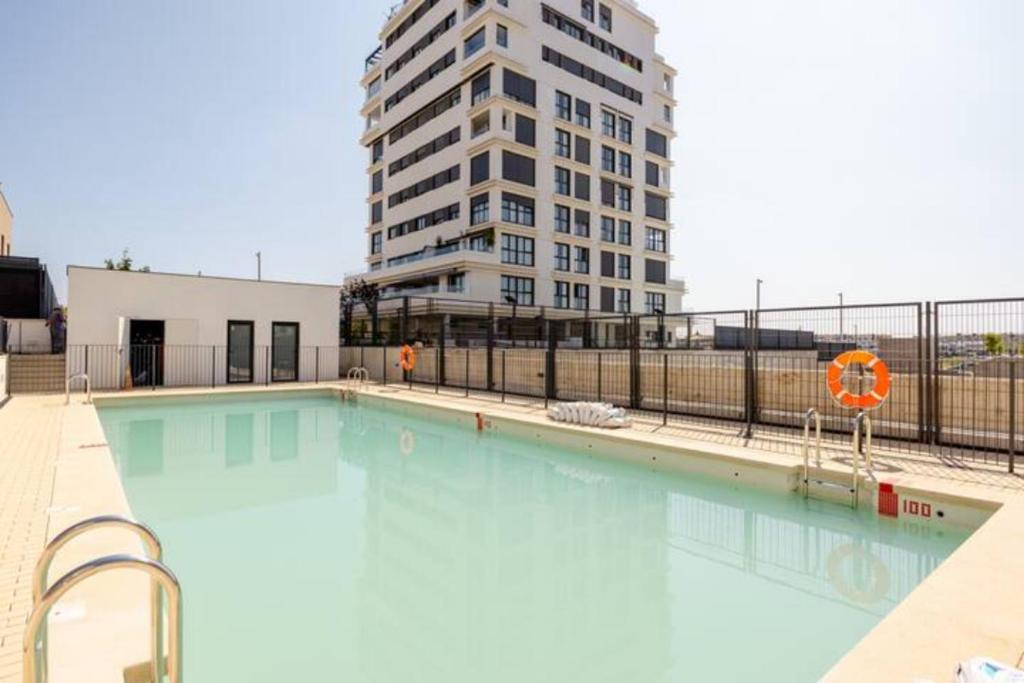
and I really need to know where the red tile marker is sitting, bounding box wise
[878,482,899,517]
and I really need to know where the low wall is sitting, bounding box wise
[0,354,8,402]
[5,319,51,354]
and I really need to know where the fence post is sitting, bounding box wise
[916,303,924,442]
[265,347,270,386]
[545,319,557,403]
[1009,360,1017,473]
[743,310,754,439]
[211,346,215,389]
[629,315,640,409]
[933,303,942,445]
[438,318,446,388]
[486,302,495,390]
[85,345,90,381]
[501,350,506,403]
[597,351,602,402]
[662,353,668,426]
[315,348,320,384]
[151,345,156,391]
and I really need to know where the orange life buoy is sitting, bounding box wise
[399,344,416,371]
[826,350,891,410]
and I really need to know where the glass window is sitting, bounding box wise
[600,216,615,242]
[555,91,571,120]
[619,117,632,144]
[582,0,594,21]
[601,110,616,137]
[227,321,254,384]
[501,234,535,266]
[573,283,590,310]
[470,193,490,225]
[554,243,570,271]
[645,226,666,252]
[598,3,612,31]
[496,24,508,48]
[447,273,465,292]
[618,220,632,245]
[501,275,534,305]
[617,289,630,313]
[601,146,615,172]
[575,99,591,128]
[617,253,631,279]
[555,129,571,158]
[501,193,535,226]
[554,204,570,233]
[271,322,299,382]
[618,151,631,178]
[618,185,632,211]
[574,246,590,274]
[471,71,491,105]
[645,292,666,315]
[554,166,570,195]
[554,281,570,309]
[574,209,590,237]
[471,151,490,184]
[464,28,485,58]
[371,232,382,254]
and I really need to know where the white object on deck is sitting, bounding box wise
[957,657,1024,683]
[547,402,632,428]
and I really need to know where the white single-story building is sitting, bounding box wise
[67,266,339,389]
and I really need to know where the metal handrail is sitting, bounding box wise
[23,554,182,683]
[31,515,163,683]
[64,373,91,405]
[852,410,874,507]
[346,366,369,386]
[801,408,821,496]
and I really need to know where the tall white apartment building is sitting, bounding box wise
[356,0,684,314]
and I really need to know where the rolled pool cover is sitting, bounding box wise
[547,402,632,428]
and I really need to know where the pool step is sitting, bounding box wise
[8,353,66,394]
[803,466,857,506]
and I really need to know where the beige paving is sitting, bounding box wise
[1,382,1023,681]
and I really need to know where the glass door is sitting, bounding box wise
[271,322,299,382]
[227,320,254,383]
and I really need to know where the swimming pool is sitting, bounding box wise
[98,391,972,682]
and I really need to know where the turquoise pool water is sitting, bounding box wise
[98,392,971,682]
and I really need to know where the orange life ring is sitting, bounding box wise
[826,350,891,410]
[399,344,416,371]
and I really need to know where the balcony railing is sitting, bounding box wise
[385,238,493,269]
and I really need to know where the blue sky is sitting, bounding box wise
[0,0,1020,309]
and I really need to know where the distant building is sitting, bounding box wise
[0,256,57,319]
[0,183,13,257]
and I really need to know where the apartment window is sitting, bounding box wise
[371,200,383,224]
[646,128,669,158]
[574,136,590,165]
[618,151,631,178]
[618,185,632,211]
[387,203,460,239]
[618,220,632,245]
[366,76,381,100]
[600,216,615,242]
[471,112,490,138]
[617,288,631,313]
[501,192,535,226]
[663,73,673,93]
[575,99,591,128]
[554,166,570,195]
[514,114,536,146]
[502,150,536,186]
[555,91,571,120]
[645,192,667,220]
[385,48,456,111]
[371,231,382,254]
[601,110,616,138]
[540,5,643,74]
[599,4,612,31]
[573,283,590,310]
[600,146,614,173]
[600,250,615,278]
[645,226,666,252]
[574,246,590,274]
[389,85,461,145]
[645,160,660,187]
[471,193,490,225]
[503,68,536,106]
[542,46,642,105]
[388,126,461,176]
[497,24,508,48]
[645,258,667,284]
[469,233,490,251]
[617,253,631,279]
[371,169,383,194]
[554,243,570,271]
[600,286,615,312]
[448,273,466,292]
[619,117,633,144]
[574,209,590,237]
[600,178,615,207]
[645,291,666,314]
[471,152,490,185]
[555,129,571,158]
[370,138,383,164]
[501,275,534,305]
[385,10,457,81]
[554,204,570,233]
[663,104,672,124]
[501,234,535,266]
[582,0,594,21]
[385,0,443,47]
[554,281,570,309]
[471,71,491,105]
[464,27,485,58]
[574,172,590,201]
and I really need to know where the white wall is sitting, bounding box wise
[5,319,51,354]
[0,354,8,402]
[67,267,340,388]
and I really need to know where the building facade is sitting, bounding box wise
[355,0,684,315]
[0,183,13,256]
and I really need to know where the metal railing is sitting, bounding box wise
[24,515,181,683]
[64,373,90,405]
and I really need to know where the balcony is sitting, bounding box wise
[386,235,494,269]
[364,45,383,73]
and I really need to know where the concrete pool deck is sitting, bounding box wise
[1,382,1022,681]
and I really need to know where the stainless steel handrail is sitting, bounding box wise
[32,515,163,683]
[346,367,369,386]
[64,373,91,405]
[801,408,821,497]
[23,554,182,683]
[851,410,874,507]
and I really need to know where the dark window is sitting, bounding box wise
[541,4,643,73]
[617,253,631,279]
[388,126,461,177]
[600,251,615,278]
[387,202,460,238]
[618,219,632,245]
[575,99,591,127]
[554,281,570,308]
[645,291,666,315]
[646,128,668,157]
[388,85,461,145]
[501,275,534,305]
[371,200,383,224]
[618,185,632,211]
[555,90,571,120]
[385,0,442,48]
[371,138,384,164]
[645,160,660,187]
[464,27,485,58]
[574,172,590,200]
[574,246,590,273]
[600,286,615,313]
[470,193,490,225]
[582,0,594,21]
[471,152,490,185]
[619,117,632,143]
[503,69,536,106]
[271,322,299,382]
[554,204,570,232]
[554,243,570,271]
[227,321,254,384]
[574,209,590,237]
[555,129,571,157]
[601,145,615,172]
[501,233,535,266]
[617,288,630,312]
[645,192,667,220]
[497,24,508,48]
[385,11,457,80]
[541,45,643,105]
[574,136,590,164]
[371,231,383,254]
[601,110,616,137]
[618,151,631,178]
[645,258,667,284]
[388,165,461,207]
[502,150,536,186]
[385,48,456,111]
[598,3,612,31]
[554,166,570,195]
[514,114,536,146]
[600,179,615,207]
[573,283,590,310]
[600,216,615,241]
[645,226,666,252]
[501,192,535,225]
[471,71,491,105]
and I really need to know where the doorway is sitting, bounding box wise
[271,322,299,382]
[227,320,254,383]
[129,319,165,387]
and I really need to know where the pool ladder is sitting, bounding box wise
[802,409,873,509]
[23,515,182,683]
[345,366,370,392]
[64,373,91,406]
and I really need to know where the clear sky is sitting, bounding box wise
[1,0,1020,310]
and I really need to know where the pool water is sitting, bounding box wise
[98,393,972,682]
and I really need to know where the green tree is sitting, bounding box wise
[103,248,150,272]
[982,332,1005,356]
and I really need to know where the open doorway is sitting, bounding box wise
[129,319,165,387]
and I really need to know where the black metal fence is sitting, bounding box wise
[341,295,1023,471]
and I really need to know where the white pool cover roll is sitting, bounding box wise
[547,402,632,428]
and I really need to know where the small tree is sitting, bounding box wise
[982,332,1005,356]
[341,279,380,344]
[104,249,150,272]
